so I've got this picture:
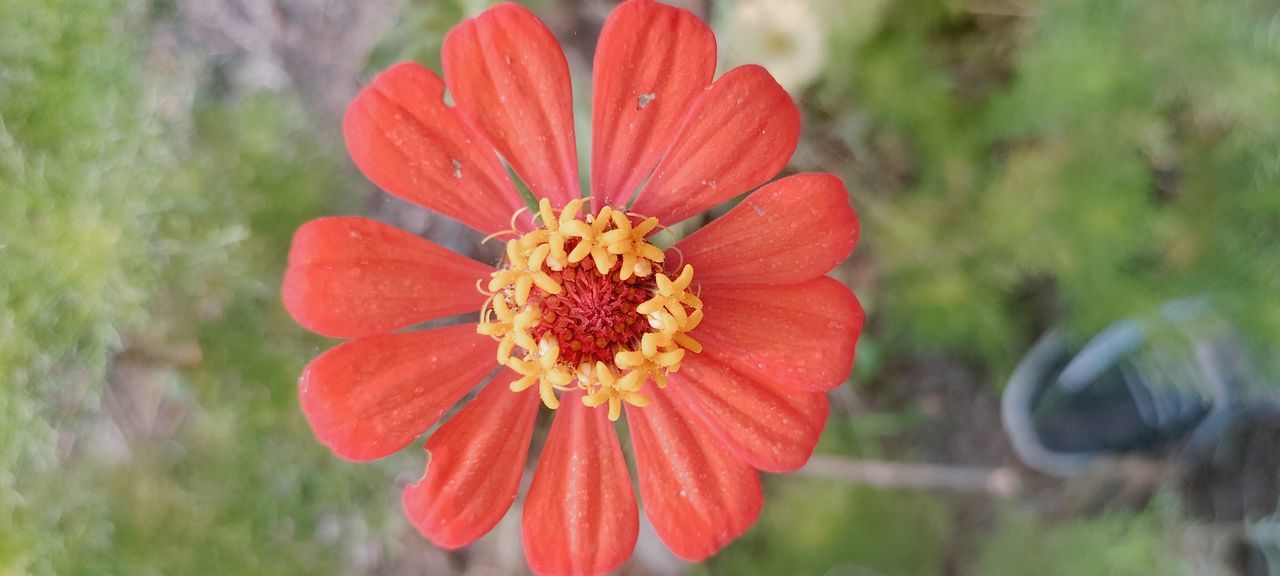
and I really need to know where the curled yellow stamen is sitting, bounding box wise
[601,211,666,280]
[508,336,575,409]
[581,361,650,421]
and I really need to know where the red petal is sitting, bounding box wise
[668,354,829,473]
[670,173,858,285]
[523,392,637,576]
[627,389,762,561]
[444,4,580,207]
[630,65,800,225]
[696,278,864,392]
[343,62,525,235]
[282,217,492,339]
[298,325,497,461]
[590,0,716,208]
[404,369,539,549]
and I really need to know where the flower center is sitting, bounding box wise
[526,265,650,367]
[477,198,704,421]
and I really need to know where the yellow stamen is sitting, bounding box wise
[601,211,666,280]
[476,198,706,417]
[506,336,574,410]
[580,361,650,421]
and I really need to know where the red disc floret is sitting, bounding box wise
[526,260,653,367]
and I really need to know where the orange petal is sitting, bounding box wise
[523,392,637,575]
[668,353,829,472]
[671,173,858,285]
[696,278,864,392]
[590,0,716,208]
[631,65,799,225]
[627,388,762,561]
[298,325,497,461]
[282,217,491,339]
[444,3,580,208]
[404,369,540,549]
[343,63,526,235]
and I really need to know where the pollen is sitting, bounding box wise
[477,198,703,419]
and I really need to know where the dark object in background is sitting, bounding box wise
[998,302,1280,570]
[1002,300,1280,574]
[1180,404,1280,523]
[1002,300,1229,477]
[1179,404,1280,576]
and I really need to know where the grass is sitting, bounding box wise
[975,504,1183,576]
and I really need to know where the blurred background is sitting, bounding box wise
[3,0,1279,574]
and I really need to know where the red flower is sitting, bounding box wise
[282,1,863,574]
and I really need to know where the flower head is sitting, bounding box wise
[282,1,863,574]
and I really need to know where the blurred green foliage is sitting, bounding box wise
[369,0,469,74]
[704,479,950,576]
[975,505,1183,576]
[0,0,387,573]
[52,95,395,575]
[1,0,168,567]
[823,0,1280,372]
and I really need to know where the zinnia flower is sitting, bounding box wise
[282,1,864,574]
